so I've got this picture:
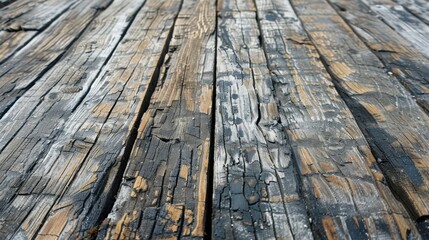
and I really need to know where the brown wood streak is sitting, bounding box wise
[0,31,36,63]
[214,9,312,239]
[256,0,421,238]
[96,0,216,239]
[328,0,429,116]
[0,0,156,238]
[291,0,429,223]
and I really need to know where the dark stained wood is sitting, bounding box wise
[291,0,429,221]
[328,0,429,113]
[0,0,153,238]
[394,0,429,25]
[96,0,216,238]
[0,0,112,118]
[214,10,312,240]
[360,0,429,59]
[254,0,420,238]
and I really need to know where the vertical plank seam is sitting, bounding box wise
[204,0,219,238]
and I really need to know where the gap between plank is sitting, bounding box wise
[0,1,114,119]
[287,0,428,236]
[204,0,219,238]
[83,0,186,234]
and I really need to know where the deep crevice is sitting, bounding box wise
[0,0,17,9]
[289,0,428,237]
[204,1,218,238]
[87,0,185,235]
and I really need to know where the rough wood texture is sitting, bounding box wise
[0,30,35,63]
[0,0,152,238]
[0,0,79,31]
[0,0,112,118]
[0,0,15,8]
[96,0,216,239]
[255,0,419,238]
[291,0,429,221]
[1,0,429,238]
[328,0,429,113]
[360,0,429,59]
[394,0,429,25]
[35,0,184,238]
[214,10,312,240]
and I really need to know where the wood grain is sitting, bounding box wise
[0,0,156,238]
[0,0,79,31]
[328,0,429,113]
[94,0,216,238]
[0,0,112,118]
[394,0,429,25]
[214,10,312,240]
[360,0,429,59]
[254,0,420,238]
[291,0,429,221]
[0,30,35,63]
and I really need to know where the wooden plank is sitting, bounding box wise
[0,0,111,118]
[217,0,255,12]
[0,0,79,31]
[0,0,153,238]
[393,0,429,25]
[214,10,312,240]
[291,0,429,221]
[253,0,421,238]
[94,0,215,239]
[0,0,80,64]
[328,0,429,113]
[0,0,15,9]
[29,0,183,239]
[360,0,429,59]
[0,30,36,63]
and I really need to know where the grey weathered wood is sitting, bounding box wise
[0,0,112,118]
[360,0,429,59]
[0,0,81,64]
[214,10,312,240]
[33,0,187,238]
[394,0,429,25]
[0,0,79,31]
[328,0,429,113]
[254,0,420,238]
[0,30,35,63]
[0,0,15,8]
[291,0,429,222]
[0,0,154,238]
[96,0,215,239]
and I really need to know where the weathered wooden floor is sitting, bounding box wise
[1,0,429,239]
